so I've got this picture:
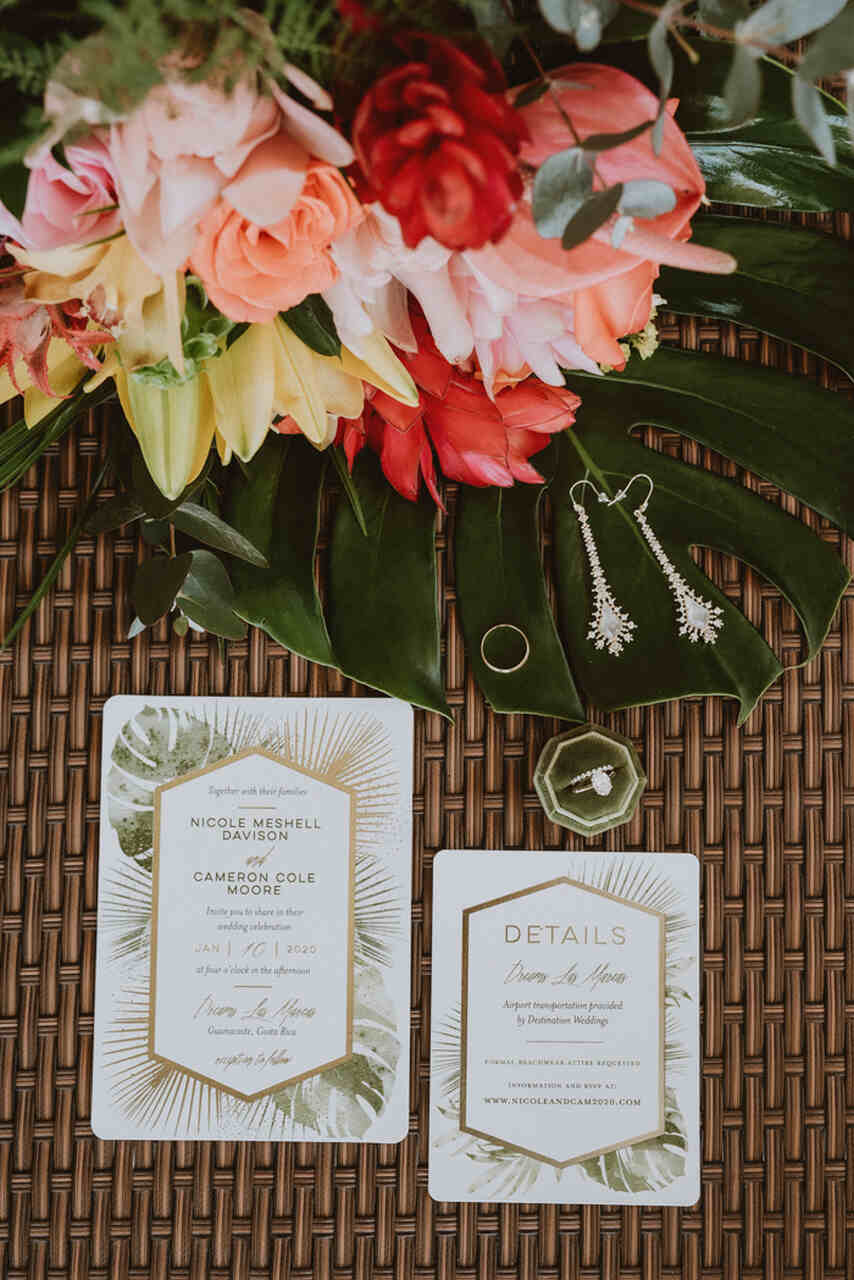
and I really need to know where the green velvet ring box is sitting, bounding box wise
[533,725,646,837]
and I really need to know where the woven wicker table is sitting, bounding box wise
[0,213,851,1278]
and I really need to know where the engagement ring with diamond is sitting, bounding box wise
[569,764,618,797]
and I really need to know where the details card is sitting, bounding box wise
[429,851,699,1204]
[93,696,413,1142]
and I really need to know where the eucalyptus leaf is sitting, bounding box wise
[799,4,854,80]
[601,38,854,207]
[328,453,451,718]
[539,0,619,48]
[226,436,334,666]
[561,184,623,249]
[648,0,676,150]
[678,43,854,206]
[455,481,584,720]
[280,293,341,357]
[619,178,676,217]
[554,349,852,720]
[658,215,854,380]
[176,548,247,640]
[723,43,763,126]
[583,119,655,151]
[532,147,592,238]
[736,0,847,47]
[792,75,835,165]
[132,552,192,626]
[514,79,549,107]
[170,500,269,566]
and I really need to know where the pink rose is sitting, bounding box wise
[0,134,120,251]
[191,162,363,323]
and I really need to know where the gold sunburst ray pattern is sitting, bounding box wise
[354,853,403,967]
[99,862,152,963]
[105,986,224,1131]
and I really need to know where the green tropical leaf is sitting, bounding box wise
[659,216,854,381]
[280,293,341,357]
[328,453,451,718]
[170,500,269,566]
[225,436,334,666]
[132,552,192,626]
[554,349,852,720]
[678,44,854,208]
[267,963,400,1138]
[106,704,232,870]
[600,39,854,209]
[176,548,247,640]
[455,481,583,720]
[579,1088,688,1193]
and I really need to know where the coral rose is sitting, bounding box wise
[104,49,353,276]
[191,163,364,324]
[353,34,527,251]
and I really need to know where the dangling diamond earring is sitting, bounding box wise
[621,474,724,645]
[570,479,636,656]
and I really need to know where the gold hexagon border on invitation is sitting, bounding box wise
[148,746,356,1103]
[459,875,666,1168]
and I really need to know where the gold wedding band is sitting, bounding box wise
[480,624,531,674]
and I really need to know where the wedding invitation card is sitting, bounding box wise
[429,851,700,1204]
[92,696,413,1142]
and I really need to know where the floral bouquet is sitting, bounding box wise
[0,0,852,721]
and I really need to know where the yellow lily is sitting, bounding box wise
[11,236,184,372]
[204,318,418,461]
[113,367,216,501]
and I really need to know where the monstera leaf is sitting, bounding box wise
[269,963,400,1138]
[106,705,232,869]
[579,1087,688,1193]
[227,436,334,666]
[660,216,854,380]
[455,483,584,720]
[551,349,852,720]
[328,453,451,718]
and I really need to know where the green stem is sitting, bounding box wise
[2,457,109,648]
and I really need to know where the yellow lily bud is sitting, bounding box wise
[272,318,342,448]
[204,324,276,462]
[114,370,215,501]
[339,328,419,407]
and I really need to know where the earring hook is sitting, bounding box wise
[613,473,654,512]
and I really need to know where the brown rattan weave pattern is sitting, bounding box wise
[0,213,852,1279]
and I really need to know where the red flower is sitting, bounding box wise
[352,34,527,251]
[337,312,580,502]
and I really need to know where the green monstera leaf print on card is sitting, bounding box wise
[262,963,401,1139]
[106,705,232,870]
